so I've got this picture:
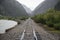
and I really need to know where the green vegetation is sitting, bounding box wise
[0,15,28,24]
[43,25,60,34]
[20,16,28,20]
[32,9,60,30]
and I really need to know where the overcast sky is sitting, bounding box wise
[16,0,45,11]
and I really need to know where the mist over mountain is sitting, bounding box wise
[32,0,59,16]
[22,4,32,16]
[0,0,28,17]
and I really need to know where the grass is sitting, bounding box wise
[0,16,28,24]
[43,25,60,33]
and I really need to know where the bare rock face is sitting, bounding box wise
[0,0,28,17]
[32,0,59,16]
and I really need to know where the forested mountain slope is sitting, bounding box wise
[0,0,28,17]
[32,0,59,16]
[55,1,60,11]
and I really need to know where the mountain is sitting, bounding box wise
[54,1,60,11]
[32,0,59,16]
[0,0,28,17]
[22,4,32,16]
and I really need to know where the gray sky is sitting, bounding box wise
[16,0,45,11]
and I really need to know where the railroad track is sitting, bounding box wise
[20,29,38,40]
[0,18,58,40]
[20,18,39,40]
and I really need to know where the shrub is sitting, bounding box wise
[32,15,40,23]
[32,14,46,23]
[32,9,60,30]
[54,23,60,30]
[46,21,54,27]
[20,16,28,20]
